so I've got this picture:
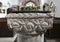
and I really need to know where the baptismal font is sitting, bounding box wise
[6,0,55,42]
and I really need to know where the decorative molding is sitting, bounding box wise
[7,13,53,35]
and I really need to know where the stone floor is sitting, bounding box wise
[0,34,60,42]
[0,38,60,42]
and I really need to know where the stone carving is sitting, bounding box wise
[6,13,53,34]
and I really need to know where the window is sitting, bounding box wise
[26,2,35,7]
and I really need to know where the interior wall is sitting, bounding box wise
[52,0,60,17]
[10,0,19,5]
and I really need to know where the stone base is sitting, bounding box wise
[17,33,42,42]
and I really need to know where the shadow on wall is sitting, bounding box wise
[0,22,13,37]
[56,39,60,42]
[47,39,60,42]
